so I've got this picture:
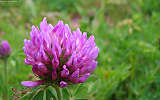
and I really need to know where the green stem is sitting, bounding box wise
[18,92,32,100]
[3,59,8,100]
[43,89,46,100]
[53,85,62,100]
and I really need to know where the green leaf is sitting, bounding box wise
[43,89,46,100]
[73,84,89,98]
[86,75,100,94]
[48,86,57,99]
[31,86,41,92]
[75,99,88,100]
[72,75,100,98]
[62,88,70,100]
[46,88,57,100]
[30,87,56,100]
[31,90,44,100]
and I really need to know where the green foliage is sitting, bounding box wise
[0,0,160,100]
[31,90,44,100]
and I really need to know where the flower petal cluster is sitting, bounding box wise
[21,18,99,88]
[0,40,11,58]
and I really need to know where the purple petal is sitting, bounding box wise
[40,17,48,32]
[60,81,67,88]
[71,69,79,78]
[89,47,99,59]
[80,61,97,74]
[32,63,50,78]
[60,65,69,78]
[52,70,57,80]
[21,80,43,88]
[78,73,90,83]
[52,40,62,58]
[69,69,80,83]
[52,57,59,69]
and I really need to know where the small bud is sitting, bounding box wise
[60,81,67,88]
[0,40,11,59]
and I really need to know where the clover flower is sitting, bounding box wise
[0,40,11,58]
[21,18,99,88]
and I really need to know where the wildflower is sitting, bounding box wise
[21,18,99,88]
[0,40,11,58]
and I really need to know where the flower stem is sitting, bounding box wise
[43,89,46,100]
[3,59,8,100]
[53,85,62,100]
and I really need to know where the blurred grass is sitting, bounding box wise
[0,0,160,100]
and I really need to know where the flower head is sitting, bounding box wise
[0,40,11,58]
[21,18,99,88]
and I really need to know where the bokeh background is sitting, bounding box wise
[0,0,160,100]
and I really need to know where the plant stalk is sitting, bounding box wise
[3,59,8,100]
[43,89,46,100]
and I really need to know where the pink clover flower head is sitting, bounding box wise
[21,17,99,88]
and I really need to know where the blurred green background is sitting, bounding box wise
[0,0,160,100]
